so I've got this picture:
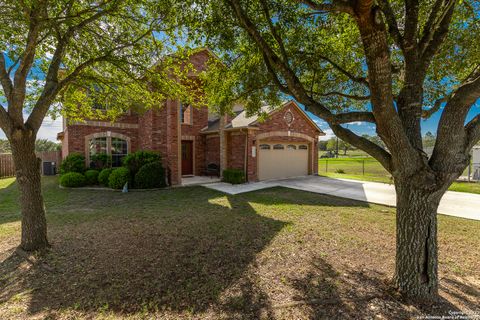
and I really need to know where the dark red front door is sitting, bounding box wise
[181,141,193,175]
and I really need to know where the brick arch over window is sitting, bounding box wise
[84,131,131,165]
[255,131,315,143]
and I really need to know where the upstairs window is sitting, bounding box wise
[180,102,192,124]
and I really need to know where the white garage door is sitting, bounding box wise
[258,143,309,181]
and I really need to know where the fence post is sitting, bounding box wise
[362,160,365,175]
[326,159,328,173]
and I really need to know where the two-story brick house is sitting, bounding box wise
[58,49,324,185]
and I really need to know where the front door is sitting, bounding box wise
[181,140,193,175]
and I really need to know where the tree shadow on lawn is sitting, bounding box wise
[286,255,477,319]
[0,185,373,318]
[0,187,288,318]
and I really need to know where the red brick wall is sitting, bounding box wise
[227,131,247,170]
[205,135,220,167]
[64,125,139,156]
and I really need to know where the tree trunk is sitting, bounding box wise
[393,180,444,300]
[10,132,49,251]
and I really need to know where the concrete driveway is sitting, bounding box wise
[203,176,480,221]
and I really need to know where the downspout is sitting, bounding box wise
[244,129,248,182]
[219,114,226,178]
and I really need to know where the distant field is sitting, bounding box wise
[318,158,480,194]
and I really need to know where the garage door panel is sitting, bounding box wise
[258,143,308,180]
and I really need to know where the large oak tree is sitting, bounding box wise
[0,0,190,251]
[185,0,480,300]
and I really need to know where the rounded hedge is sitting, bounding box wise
[134,162,166,189]
[59,153,85,174]
[84,169,99,185]
[123,151,161,185]
[98,168,113,186]
[60,172,86,188]
[108,167,129,190]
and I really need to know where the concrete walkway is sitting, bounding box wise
[203,176,480,221]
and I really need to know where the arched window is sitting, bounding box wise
[298,145,308,150]
[86,132,130,168]
[287,145,296,150]
[273,144,284,150]
[259,144,271,150]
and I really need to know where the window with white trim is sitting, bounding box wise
[88,134,129,167]
[273,144,284,150]
[259,144,271,150]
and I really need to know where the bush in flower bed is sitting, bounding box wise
[59,153,85,174]
[60,172,86,188]
[98,168,113,186]
[84,169,100,185]
[222,169,245,184]
[134,162,166,189]
[108,167,129,190]
[122,151,161,185]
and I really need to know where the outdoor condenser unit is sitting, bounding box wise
[42,161,56,176]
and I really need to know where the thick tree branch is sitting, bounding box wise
[422,96,448,119]
[298,0,354,15]
[465,113,480,151]
[12,7,42,116]
[0,53,13,103]
[260,0,289,63]
[331,124,392,171]
[314,90,370,101]
[332,111,376,124]
[0,104,11,132]
[404,0,419,47]
[419,0,455,72]
[377,0,404,50]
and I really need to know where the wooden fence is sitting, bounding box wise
[0,151,62,178]
[0,154,15,178]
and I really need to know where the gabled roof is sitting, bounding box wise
[201,100,324,135]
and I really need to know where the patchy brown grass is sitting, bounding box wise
[0,177,479,319]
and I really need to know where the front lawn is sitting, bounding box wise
[0,177,478,319]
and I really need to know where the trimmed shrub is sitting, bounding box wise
[108,167,129,190]
[222,169,245,184]
[122,151,161,184]
[60,172,86,188]
[98,168,113,186]
[134,162,166,189]
[60,153,85,174]
[89,153,112,169]
[84,169,99,185]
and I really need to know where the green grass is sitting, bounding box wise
[318,158,480,194]
[0,176,479,319]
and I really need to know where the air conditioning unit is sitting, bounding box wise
[42,161,57,176]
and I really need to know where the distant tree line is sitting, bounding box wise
[0,139,60,154]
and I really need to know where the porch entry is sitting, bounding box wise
[181,140,193,176]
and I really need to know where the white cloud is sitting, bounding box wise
[319,128,335,141]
